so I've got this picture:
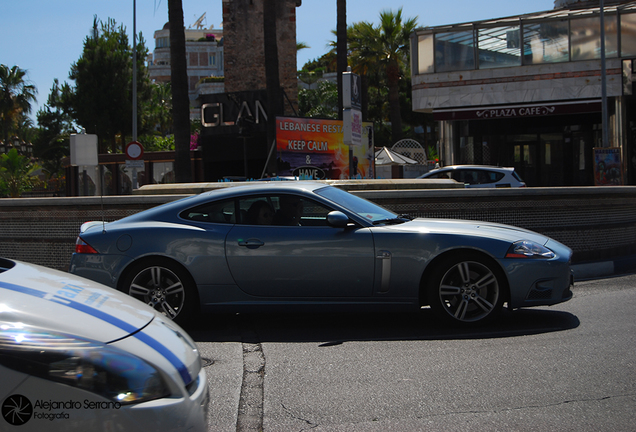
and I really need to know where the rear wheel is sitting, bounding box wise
[428,253,505,324]
[121,258,198,325]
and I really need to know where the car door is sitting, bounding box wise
[225,194,375,298]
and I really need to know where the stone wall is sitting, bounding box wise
[222,0,300,115]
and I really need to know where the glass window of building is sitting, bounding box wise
[523,20,569,64]
[477,25,521,69]
[621,12,636,57]
[570,15,618,61]
[435,30,475,72]
[156,37,169,49]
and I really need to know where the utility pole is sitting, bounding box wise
[600,0,609,147]
[132,0,137,142]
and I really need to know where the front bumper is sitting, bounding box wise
[504,240,574,309]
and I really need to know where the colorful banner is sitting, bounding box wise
[276,117,374,179]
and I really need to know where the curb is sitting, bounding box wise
[572,255,636,281]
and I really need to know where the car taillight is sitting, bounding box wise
[75,237,98,254]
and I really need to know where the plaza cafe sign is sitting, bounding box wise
[433,100,602,121]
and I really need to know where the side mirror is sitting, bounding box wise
[327,211,351,228]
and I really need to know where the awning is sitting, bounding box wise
[375,147,419,165]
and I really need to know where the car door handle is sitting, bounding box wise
[238,239,265,249]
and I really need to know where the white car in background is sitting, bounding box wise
[0,257,208,431]
[418,165,526,188]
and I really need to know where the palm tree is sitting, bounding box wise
[297,42,310,52]
[168,0,192,182]
[264,0,282,175]
[336,0,347,120]
[0,65,37,144]
[144,82,173,136]
[347,8,417,143]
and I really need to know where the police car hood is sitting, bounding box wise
[0,259,155,343]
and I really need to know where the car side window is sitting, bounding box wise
[180,199,236,224]
[238,196,276,225]
[488,171,505,182]
[475,170,491,184]
[451,170,467,183]
[430,171,451,179]
[236,195,333,226]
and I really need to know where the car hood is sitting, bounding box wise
[0,259,155,343]
[390,218,550,245]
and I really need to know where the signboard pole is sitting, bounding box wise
[125,141,144,191]
[342,68,362,178]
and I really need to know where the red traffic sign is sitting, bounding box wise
[125,141,144,160]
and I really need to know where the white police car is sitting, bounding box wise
[0,257,208,431]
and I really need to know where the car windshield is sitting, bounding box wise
[315,186,398,223]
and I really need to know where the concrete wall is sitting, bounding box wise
[1,183,635,272]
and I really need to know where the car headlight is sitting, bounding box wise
[0,322,170,404]
[505,240,556,259]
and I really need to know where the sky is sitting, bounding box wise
[2,0,557,119]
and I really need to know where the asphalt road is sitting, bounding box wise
[189,274,636,432]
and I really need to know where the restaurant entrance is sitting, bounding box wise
[443,112,602,187]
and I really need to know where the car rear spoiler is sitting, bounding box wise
[80,221,108,234]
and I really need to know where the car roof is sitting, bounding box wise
[197,180,327,199]
[430,165,514,172]
[106,181,331,224]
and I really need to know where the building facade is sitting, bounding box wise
[410,0,636,186]
[147,19,225,107]
[195,0,302,181]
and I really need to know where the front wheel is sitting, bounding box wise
[428,253,505,324]
[121,258,198,325]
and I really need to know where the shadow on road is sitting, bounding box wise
[186,307,579,344]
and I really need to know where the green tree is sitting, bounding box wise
[299,52,337,75]
[347,8,417,143]
[63,17,150,153]
[142,82,172,136]
[298,81,338,119]
[0,64,37,144]
[34,79,74,184]
[0,148,41,198]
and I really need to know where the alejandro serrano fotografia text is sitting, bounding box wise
[34,399,122,410]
